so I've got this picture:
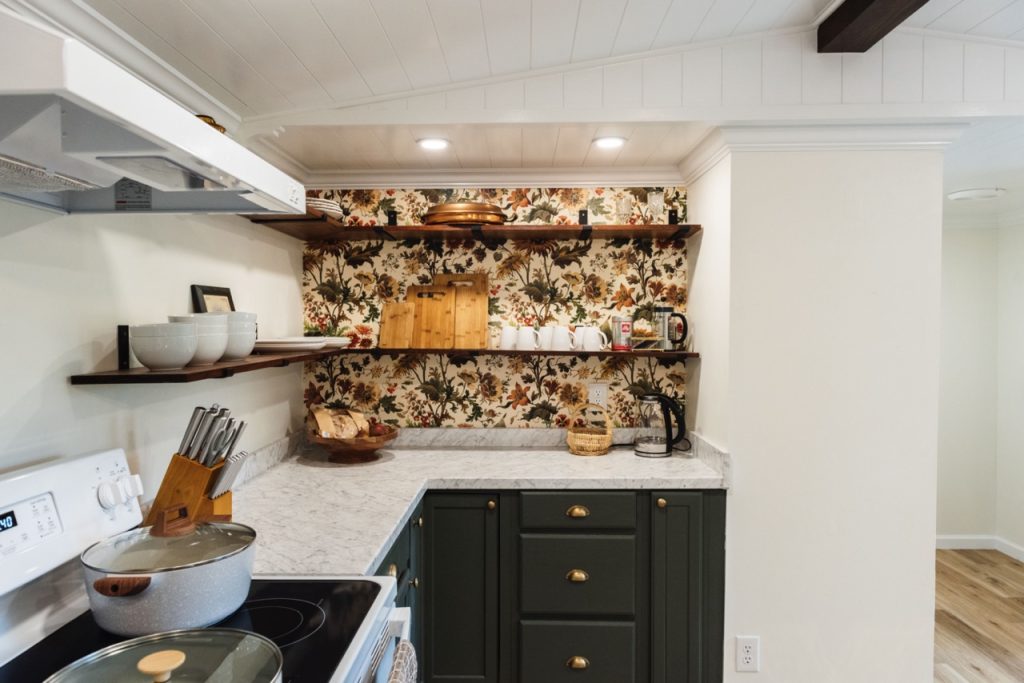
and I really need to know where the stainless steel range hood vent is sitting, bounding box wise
[0,7,304,214]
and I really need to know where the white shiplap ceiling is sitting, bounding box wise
[81,0,838,117]
[267,122,708,171]
[905,0,1024,40]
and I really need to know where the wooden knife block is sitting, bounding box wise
[143,453,232,526]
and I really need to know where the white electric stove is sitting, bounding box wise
[0,449,404,683]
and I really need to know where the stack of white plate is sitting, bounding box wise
[306,197,343,219]
[254,337,328,352]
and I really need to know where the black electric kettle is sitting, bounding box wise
[634,393,687,457]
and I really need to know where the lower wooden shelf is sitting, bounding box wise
[69,347,699,385]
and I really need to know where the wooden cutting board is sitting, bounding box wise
[378,301,415,348]
[433,273,489,349]
[408,286,455,348]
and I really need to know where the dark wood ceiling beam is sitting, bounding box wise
[818,0,930,53]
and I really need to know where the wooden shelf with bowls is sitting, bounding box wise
[70,347,698,385]
[244,209,701,242]
[69,348,341,385]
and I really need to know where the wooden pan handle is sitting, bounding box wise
[93,575,152,597]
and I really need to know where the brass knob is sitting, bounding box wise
[565,655,590,670]
[487,500,497,510]
[565,569,590,583]
[415,516,424,528]
[412,577,420,589]
[565,504,590,518]
[387,563,398,578]
[657,498,668,509]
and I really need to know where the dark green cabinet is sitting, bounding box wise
[422,493,499,683]
[374,501,424,677]
[399,489,723,683]
[651,491,726,683]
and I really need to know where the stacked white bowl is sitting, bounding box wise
[223,311,257,359]
[130,323,198,370]
[168,313,228,366]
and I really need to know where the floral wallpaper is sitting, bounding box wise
[302,187,690,428]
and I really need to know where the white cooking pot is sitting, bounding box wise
[80,505,256,636]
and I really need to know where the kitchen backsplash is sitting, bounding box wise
[302,187,689,428]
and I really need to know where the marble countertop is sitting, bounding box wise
[232,446,725,576]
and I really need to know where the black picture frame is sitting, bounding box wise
[191,284,235,313]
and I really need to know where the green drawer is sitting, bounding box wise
[520,620,635,683]
[520,492,637,530]
[520,534,635,616]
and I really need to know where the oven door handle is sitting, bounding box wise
[388,606,412,640]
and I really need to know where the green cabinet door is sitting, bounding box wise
[423,493,499,683]
[650,491,726,683]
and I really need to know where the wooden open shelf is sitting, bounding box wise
[69,348,339,385]
[69,347,698,385]
[245,209,701,242]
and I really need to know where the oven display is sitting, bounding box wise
[0,510,17,533]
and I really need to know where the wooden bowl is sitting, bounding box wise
[308,425,399,464]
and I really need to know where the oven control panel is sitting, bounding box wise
[0,449,143,597]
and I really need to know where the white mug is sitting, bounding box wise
[516,327,541,351]
[576,326,608,351]
[550,326,575,351]
[537,326,554,350]
[499,326,518,350]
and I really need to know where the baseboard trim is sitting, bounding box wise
[936,534,1024,562]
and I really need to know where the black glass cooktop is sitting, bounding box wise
[0,579,381,683]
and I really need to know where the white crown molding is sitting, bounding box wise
[680,123,968,186]
[4,0,241,130]
[303,166,684,190]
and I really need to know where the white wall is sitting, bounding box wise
[997,221,1024,553]
[937,228,998,537]
[685,155,731,447]
[724,149,944,682]
[0,200,305,663]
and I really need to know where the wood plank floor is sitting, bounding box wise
[935,549,1024,682]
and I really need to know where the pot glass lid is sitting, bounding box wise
[44,629,281,683]
[81,522,256,573]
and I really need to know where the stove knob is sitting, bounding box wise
[120,474,144,500]
[97,481,125,510]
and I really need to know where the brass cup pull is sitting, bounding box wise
[565,569,589,583]
[387,563,398,578]
[566,655,590,670]
[487,500,497,511]
[565,504,590,518]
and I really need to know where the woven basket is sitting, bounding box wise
[566,402,613,456]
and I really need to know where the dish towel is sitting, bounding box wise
[387,639,417,683]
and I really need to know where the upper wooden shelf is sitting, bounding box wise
[244,209,701,242]
[69,347,698,385]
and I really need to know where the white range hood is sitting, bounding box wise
[0,6,304,214]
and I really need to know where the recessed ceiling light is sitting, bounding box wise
[947,187,1007,201]
[417,138,449,151]
[593,136,626,149]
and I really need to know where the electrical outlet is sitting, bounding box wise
[736,636,760,672]
[587,383,609,406]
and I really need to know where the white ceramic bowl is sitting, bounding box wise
[222,328,257,360]
[169,313,228,329]
[188,330,229,366]
[227,321,256,331]
[131,332,197,370]
[130,323,196,338]
[227,311,257,323]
